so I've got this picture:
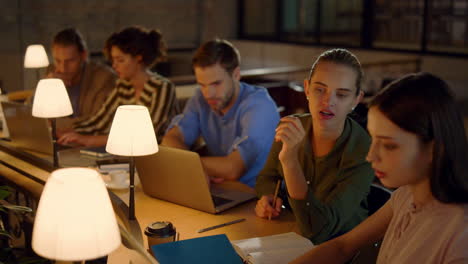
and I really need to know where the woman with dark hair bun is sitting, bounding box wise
[292,72,468,264]
[58,26,179,146]
[103,26,167,67]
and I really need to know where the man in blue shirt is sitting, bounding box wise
[162,39,280,187]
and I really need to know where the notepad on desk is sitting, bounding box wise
[80,146,113,158]
[231,232,315,264]
[151,234,243,264]
[95,157,129,175]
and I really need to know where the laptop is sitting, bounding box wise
[135,146,256,214]
[1,101,75,155]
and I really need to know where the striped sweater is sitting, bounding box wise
[73,72,179,141]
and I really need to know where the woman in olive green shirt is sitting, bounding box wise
[255,49,374,244]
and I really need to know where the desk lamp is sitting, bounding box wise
[32,78,73,167]
[32,168,121,262]
[106,105,158,220]
[24,44,49,82]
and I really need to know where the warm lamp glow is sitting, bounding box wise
[106,105,158,156]
[24,44,49,68]
[32,168,121,261]
[32,78,73,118]
[106,105,158,220]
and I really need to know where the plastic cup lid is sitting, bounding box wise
[144,221,176,237]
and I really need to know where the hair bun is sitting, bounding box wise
[148,29,162,42]
[105,26,167,68]
[149,29,167,62]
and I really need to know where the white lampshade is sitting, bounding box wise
[32,168,121,261]
[32,78,73,118]
[24,44,50,68]
[106,105,158,156]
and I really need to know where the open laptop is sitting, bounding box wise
[0,101,74,155]
[135,146,256,214]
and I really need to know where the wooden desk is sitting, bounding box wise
[109,182,296,264]
[0,143,297,264]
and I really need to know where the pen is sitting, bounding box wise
[197,218,246,233]
[269,179,282,220]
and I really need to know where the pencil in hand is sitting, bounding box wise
[269,179,281,220]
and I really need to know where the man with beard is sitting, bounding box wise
[163,39,279,188]
[47,28,116,125]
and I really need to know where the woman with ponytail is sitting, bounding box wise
[58,26,179,146]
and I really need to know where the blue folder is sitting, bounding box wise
[151,234,243,264]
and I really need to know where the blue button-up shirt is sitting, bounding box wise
[166,82,280,187]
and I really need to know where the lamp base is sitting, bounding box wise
[51,118,59,168]
[129,157,135,220]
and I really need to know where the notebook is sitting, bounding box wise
[151,234,243,264]
[231,232,315,264]
[135,146,256,214]
[79,146,113,158]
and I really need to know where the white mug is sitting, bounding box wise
[109,170,128,185]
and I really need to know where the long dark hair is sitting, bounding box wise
[104,25,167,68]
[370,72,468,203]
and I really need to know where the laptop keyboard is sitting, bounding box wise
[211,195,233,207]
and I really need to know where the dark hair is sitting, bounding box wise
[53,28,87,53]
[104,26,167,68]
[192,39,240,74]
[370,72,468,204]
[309,48,363,96]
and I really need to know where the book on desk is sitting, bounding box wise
[150,232,314,264]
[80,146,113,158]
[151,234,243,264]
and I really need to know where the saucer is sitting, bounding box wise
[105,179,129,190]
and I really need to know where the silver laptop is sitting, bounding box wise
[135,146,256,214]
[1,101,55,155]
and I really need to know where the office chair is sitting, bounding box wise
[349,102,369,130]
[349,184,393,264]
[367,183,392,216]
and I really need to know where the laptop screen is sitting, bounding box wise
[1,101,54,155]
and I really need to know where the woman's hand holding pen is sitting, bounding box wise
[276,116,308,200]
[275,116,305,165]
[255,116,307,219]
[255,194,283,219]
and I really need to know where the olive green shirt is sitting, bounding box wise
[255,114,374,244]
